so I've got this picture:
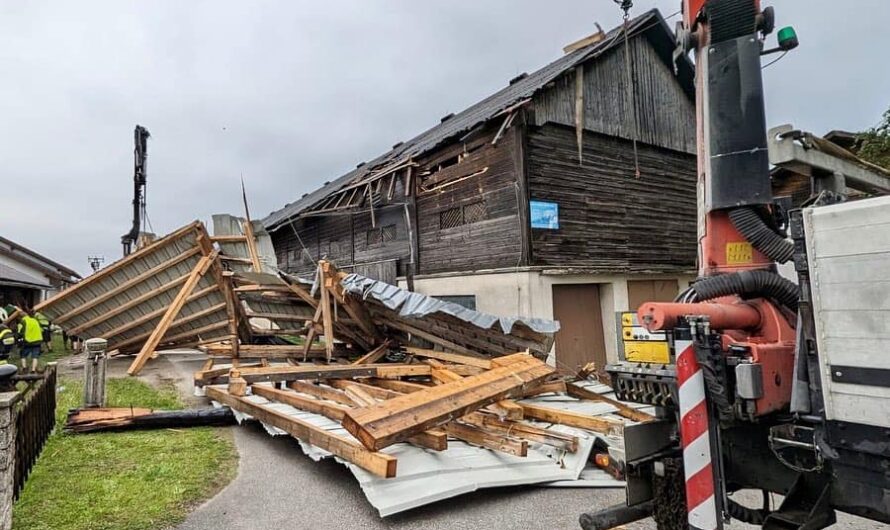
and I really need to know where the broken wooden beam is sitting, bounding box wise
[233,363,431,384]
[206,385,397,478]
[519,403,624,435]
[565,383,655,423]
[341,356,553,450]
[65,407,236,433]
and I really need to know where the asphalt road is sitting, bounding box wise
[105,352,885,530]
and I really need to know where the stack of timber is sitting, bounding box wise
[202,350,654,516]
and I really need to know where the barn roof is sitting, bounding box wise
[263,9,692,231]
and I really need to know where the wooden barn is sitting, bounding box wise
[262,10,698,372]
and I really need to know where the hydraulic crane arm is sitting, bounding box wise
[122,125,150,256]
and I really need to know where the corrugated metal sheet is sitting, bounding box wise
[263,9,691,231]
[37,222,232,354]
[341,273,559,335]
[217,382,628,517]
[212,214,278,273]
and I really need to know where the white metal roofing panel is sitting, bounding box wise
[216,383,626,517]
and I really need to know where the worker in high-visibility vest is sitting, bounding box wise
[0,324,14,364]
[34,310,52,352]
[17,308,44,373]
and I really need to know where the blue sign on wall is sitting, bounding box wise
[530,200,559,229]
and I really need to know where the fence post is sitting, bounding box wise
[0,391,20,530]
[83,338,108,408]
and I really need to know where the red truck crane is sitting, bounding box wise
[581,1,890,529]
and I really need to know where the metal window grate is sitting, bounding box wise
[463,201,487,224]
[367,229,382,246]
[439,207,462,229]
[381,224,396,242]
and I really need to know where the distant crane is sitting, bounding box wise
[121,125,151,256]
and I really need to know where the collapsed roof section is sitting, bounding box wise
[26,219,557,374]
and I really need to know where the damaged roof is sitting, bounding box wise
[263,9,692,231]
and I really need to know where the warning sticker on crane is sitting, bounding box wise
[726,242,753,265]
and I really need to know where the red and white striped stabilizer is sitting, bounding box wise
[675,337,719,530]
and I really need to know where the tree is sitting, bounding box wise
[858,107,890,170]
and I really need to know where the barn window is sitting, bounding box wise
[366,225,397,245]
[439,207,462,229]
[380,224,396,242]
[463,200,487,224]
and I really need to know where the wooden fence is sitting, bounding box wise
[13,365,56,500]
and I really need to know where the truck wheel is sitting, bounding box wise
[653,457,688,530]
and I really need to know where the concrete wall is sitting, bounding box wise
[399,269,694,364]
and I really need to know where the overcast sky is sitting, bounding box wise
[1,1,887,276]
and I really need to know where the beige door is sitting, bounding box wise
[552,284,606,375]
[627,279,680,311]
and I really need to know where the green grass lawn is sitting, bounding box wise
[13,376,237,530]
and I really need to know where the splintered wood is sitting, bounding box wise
[341,355,553,450]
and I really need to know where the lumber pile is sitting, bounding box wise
[202,350,647,482]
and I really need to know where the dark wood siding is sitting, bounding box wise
[415,127,523,274]
[533,36,695,154]
[270,196,411,282]
[527,123,696,273]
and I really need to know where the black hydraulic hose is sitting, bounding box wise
[729,207,795,264]
[689,270,800,312]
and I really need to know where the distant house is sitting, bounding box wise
[0,235,81,309]
[262,10,698,372]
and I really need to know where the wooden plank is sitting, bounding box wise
[127,252,217,375]
[211,235,248,243]
[352,342,390,365]
[194,362,263,385]
[519,403,624,435]
[252,384,350,420]
[565,383,654,423]
[361,378,432,393]
[441,421,527,457]
[428,361,523,420]
[205,385,396,478]
[235,363,430,384]
[302,302,324,359]
[405,347,491,369]
[288,381,355,407]
[241,218,263,272]
[341,356,553,450]
[461,412,578,452]
[318,263,335,360]
[522,380,569,397]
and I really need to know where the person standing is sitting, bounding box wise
[16,308,43,373]
[34,310,52,352]
[0,324,14,364]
